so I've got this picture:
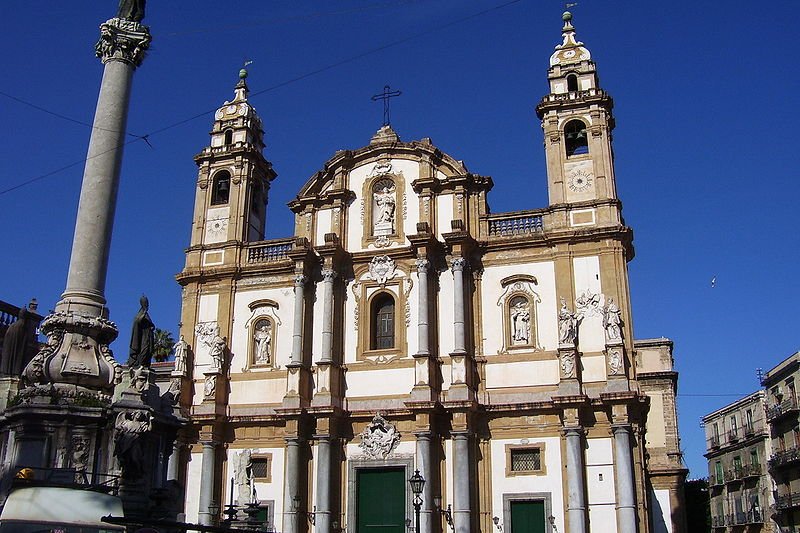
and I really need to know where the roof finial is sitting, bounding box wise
[235,60,252,101]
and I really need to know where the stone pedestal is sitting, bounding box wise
[558,344,581,395]
[604,340,629,392]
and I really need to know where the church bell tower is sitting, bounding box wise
[536,11,619,221]
[189,69,276,260]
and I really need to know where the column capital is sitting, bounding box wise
[415,258,430,273]
[294,274,308,286]
[321,268,337,282]
[95,18,151,67]
[562,426,585,438]
[611,423,632,435]
[450,257,468,272]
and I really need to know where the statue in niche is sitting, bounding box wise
[128,295,155,368]
[253,320,272,365]
[234,449,254,506]
[558,298,578,345]
[173,335,189,376]
[603,298,622,341]
[0,307,36,377]
[117,0,146,22]
[509,296,531,345]
[372,179,396,235]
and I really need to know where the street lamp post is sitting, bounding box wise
[409,470,425,533]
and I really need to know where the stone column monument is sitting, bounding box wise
[21,3,151,395]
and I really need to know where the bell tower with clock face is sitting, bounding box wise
[536,11,620,221]
[188,69,277,260]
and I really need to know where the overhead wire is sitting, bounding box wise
[0,0,523,197]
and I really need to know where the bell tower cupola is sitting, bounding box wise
[536,11,618,214]
[190,68,277,257]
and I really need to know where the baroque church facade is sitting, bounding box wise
[174,13,686,533]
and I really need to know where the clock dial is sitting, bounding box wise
[567,169,593,192]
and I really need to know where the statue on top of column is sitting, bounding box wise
[128,295,155,368]
[117,0,146,22]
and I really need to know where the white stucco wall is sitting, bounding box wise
[572,256,604,353]
[345,367,414,398]
[193,293,220,380]
[585,437,617,532]
[315,208,332,246]
[185,451,203,523]
[485,360,559,388]
[650,488,673,533]
[479,262,558,356]
[489,436,564,528]
[344,158,420,253]
[436,194,454,240]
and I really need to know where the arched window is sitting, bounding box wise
[211,170,231,205]
[224,129,233,145]
[371,293,395,350]
[564,119,588,157]
[566,74,579,92]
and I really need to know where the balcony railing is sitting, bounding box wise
[709,435,720,449]
[711,515,725,528]
[770,446,800,469]
[740,463,762,478]
[728,428,739,442]
[487,211,544,237]
[727,510,764,525]
[775,492,800,511]
[744,423,756,437]
[246,239,294,264]
[766,397,799,421]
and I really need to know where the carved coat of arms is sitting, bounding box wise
[369,256,396,285]
[358,414,401,459]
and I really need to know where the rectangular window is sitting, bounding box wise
[251,455,272,482]
[715,461,723,480]
[750,449,759,465]
[505,444,546,476]
[511,449,541,472]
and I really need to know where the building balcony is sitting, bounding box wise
[245,238,294,264]
[775,492,800,511]
[486,211,544,238]
[766,397,799,422]
[711,515,726,528]
[728,428,740,442]
[740,463,762,479]
[769,446,800,469]
[709,435,721,449]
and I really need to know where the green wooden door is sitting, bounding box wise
[356,468,405,533]
[510,501,546,533]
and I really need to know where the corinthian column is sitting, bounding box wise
[451,258,467,354]
[22,10,151,393]
[291,274,307,365]
[319,268,337,364]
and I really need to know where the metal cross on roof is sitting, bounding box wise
[371,85,402,127]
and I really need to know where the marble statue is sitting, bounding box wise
[0,307,36,377]
[113,410,152,480]
[117,0,146,22]
[128,295,155,367]
[358,413,401,460]
[510,299,531,345]
[558,298,578,345]
[603,298,622,341]
[173,335,188,375]
[253,323,271,364]
[234,449,254,506]
[207,326,226,372]
[373,185,396,232]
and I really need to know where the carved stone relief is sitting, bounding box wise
[358,414,401,460]
[368,256,396,285]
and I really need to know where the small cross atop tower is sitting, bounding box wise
[371,85,402,126]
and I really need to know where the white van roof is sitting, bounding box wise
[0,486,125,530]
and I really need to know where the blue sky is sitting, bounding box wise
[1,1,798,477]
